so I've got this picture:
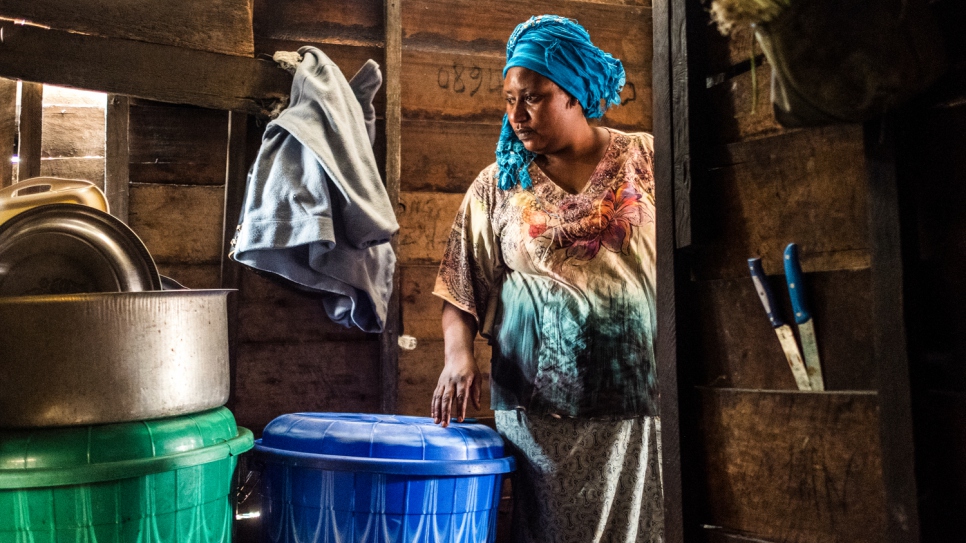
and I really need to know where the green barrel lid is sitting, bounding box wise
[0,407,253,490]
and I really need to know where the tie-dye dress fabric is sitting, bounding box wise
[434,129,657,419]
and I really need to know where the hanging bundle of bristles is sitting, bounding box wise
[708,0,791,34]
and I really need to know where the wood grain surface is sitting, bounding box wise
[38,158,104,186]
[400,264,445,341]
[41,106,105,158]
[705,64,784,144]
[128,102,229,186]
[0,22,290,115]
[254,0,384,46]
[397,191,464,264]
[690,269,874,391]
[400,119,498,193]
[127,183,224,264]
[0,0,254,57]
[233,340,382,435]
[691,124,870,281]
[238,268,373,343]
[698,388,886,543]
[0,78,16,187]
[105,95,130,222]
[17,82,43,181]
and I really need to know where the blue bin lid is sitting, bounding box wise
[254,413,515,476]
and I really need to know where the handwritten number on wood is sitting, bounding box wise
[620,82,636,105]
[437,66,450,89]
[438,64,503,97]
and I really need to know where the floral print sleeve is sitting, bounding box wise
[434,164,505,333]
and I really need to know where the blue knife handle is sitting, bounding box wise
[748,257,785,328]
[783,243,811,324]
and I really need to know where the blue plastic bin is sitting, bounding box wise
[253,413,515,543]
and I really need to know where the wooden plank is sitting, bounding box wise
[397,191,464,264]
[222,111,249,413]
[703,527,781,543]
[17,82,43,180]
[41,106,105,158]
[0,78,16,187]
[691,124,870,281]
[669,0,708,249]
[155,263,221,290]
[397,338,492,418]
[401,49,505,123]
[691,269,874,391]
[864,119,920,542]
[105,95,130,223]
[401,119,498,193]
[401,49,651,131]
[705,64,784,144]
[253,0,384,47]
[0,22,290,116]
[401,264,445,341]
[381,0,402,415]
[127,184,224,264]
[233,340,382,436]
[652,0,694,540]
[41,86,106,108]
[0,0,254,57]
[698,388,886,542]
[402,0,650,63]
[129,102,229,185]
[237,269,373,343]
[39,158,105,186]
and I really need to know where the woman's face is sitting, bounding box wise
[503,67,584,155]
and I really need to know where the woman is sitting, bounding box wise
[431,15,662,543]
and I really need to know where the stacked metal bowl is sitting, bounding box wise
[0,178,251,542]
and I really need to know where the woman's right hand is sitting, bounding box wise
[432,349,481,427]
[432,302,482,427]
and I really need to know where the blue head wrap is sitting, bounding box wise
[496,15,626,190]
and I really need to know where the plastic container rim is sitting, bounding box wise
[0,427,254,490]
[253,441,516,476]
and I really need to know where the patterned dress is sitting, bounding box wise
[434,130,663,542]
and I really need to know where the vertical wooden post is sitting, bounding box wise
[654,1,687,541]
[655,0,706,541]
[17,82,43,181]
[222,111,250,412]
[0,78,17,188]
[105,94,130,223]
[380,0,402,415]
[865,117,921,543]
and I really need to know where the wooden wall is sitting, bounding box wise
[676,17,888,543]
[0,83,106,188]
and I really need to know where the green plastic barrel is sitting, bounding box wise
[0,407,253,543]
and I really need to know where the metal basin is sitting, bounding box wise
[0,290,232,428]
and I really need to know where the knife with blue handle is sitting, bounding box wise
[784,243,825,391]
[748,257,811,391]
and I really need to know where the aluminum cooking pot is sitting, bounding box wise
[0,289,232,428]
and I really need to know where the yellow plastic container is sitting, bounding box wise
[0,177,109,226]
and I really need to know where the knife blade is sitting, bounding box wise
[748,257,811,391]
[783,243,825,391]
